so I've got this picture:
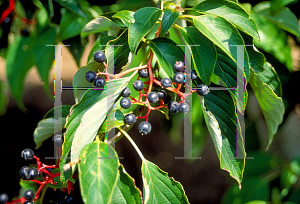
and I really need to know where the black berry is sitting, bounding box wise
[23,201,34,204]
[178,102,189,113]
[147,92,159,104]
[121,87,131,97]
[21,149,34,161]
[174,61,185,72]
[133,80,144,91]
[157,90,167,100]
[173,72,185,84]
[53,135,63,144]
[24,189,35,201]
[168,101,179,113]
[138,68,149,78]
[124,114,136,125]
[161,78,172,88]
[0,193,9,203]
[94,51,106,63]
[163,94,172,104]
[94,77,106,87]
[85,71,96,83]
[26,168,39,180]
[191,70,198,80]
[20,166,30,179]
[120,97,131,109]
[196,84,209,96]
[21,29,30,37]
[138,121,152,135]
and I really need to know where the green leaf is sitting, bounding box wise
[149,37,184,78]
[160,9,180,36]
[141,160,189,204]
[270,0,295,13]
[42,105,71,119]
[88,35,116,64]
[63,35,87,68]
[214,54,237,89]
[252,1,300,37]
[80,16,120,38]
[111,164,142,204]
[54,0,87,18]
[78,141,119,204]
[259,62,282,97]
[251,13,293,70]
[249,68,285,149]
[180,27,216,84]
[98,109,124,135]
[193,0,259,39]
[128,7,162,53]
[199,90,245,186]
[0,80,9,116]
[112,10,135,28]
[60,76,134,183]
[193,15,250,82]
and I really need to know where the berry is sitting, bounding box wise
[120,97,131,109]
[196,84,209,96]
[24,189,35,201]
[20,166,30,179]
[138,68,149,78]
[85,71,96,83]
[26,168,39,180]
[23,201,34,204]
[133,80,144,91]
[124,114,136,125]
[121,87,131,97]
[178,102,189,113]
[94,77,106,87]
[174,61,185,72]
[94,51,106,63]
[173,72,185,84]
[21,29,30,37]
[163,94,172,104]
[168,101,179,113]
[138,121,152,135]
[157,90,167,100]
[0,193,9,203]
[161,78,172,88]
[147,92,159,104]
[21,148,34,161]
[53,135,63,144]
[191,70,198,80]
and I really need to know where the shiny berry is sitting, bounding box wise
[121,87,131,97]
[0,193,9,203]
[120,97,131,109]
[138,121,152,135]
[133,80,144,91]
[196,84,209,96]
[53,135,63,144]
[157,90,167,99]
[191,70,198,80]
[94,77,106,87]
[20,166,30,179]
[174,61,185,72]
[21,149,34,161]
[163,94,172,104]
[94,51,106,63]
[85,71,96,83]
[23,201,34,204]
[26,168,39,180]
[24,189,35,201]
[147,92,159,104]
[168,101,179,113]
[124,114,136,125]
[173,72,185,84]
[178,102,189,113]
[161,78,172,88]
[138,68,149,78]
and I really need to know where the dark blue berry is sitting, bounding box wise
[173,72,185,84]
[191,70,198,80]
[168,101,179,113]
[161,78,172,88]
[196,84,209,96]
[163,94,172,104]
[133,80,144,91]
[178,102,189,113]
[53,135,63,144]
[20,166,29,179]
[85,71,96,83]
[157,90,167,99]
[94,51,106,63]
[121,87,131,97]
[147,92,159,104]
[174,61,185,72]
[120,97,131,109]
[138,68,149,78]
[24,189,35,201]
[124,114,136,125]
[94,77,106,87]
[138,121,152,135]
[0,193,9,203]
[21,149,34,161]
[26,168,39,180]
[21,29,30,37]
[23,201,34,204]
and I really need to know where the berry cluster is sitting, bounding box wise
[85,51,209,136]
